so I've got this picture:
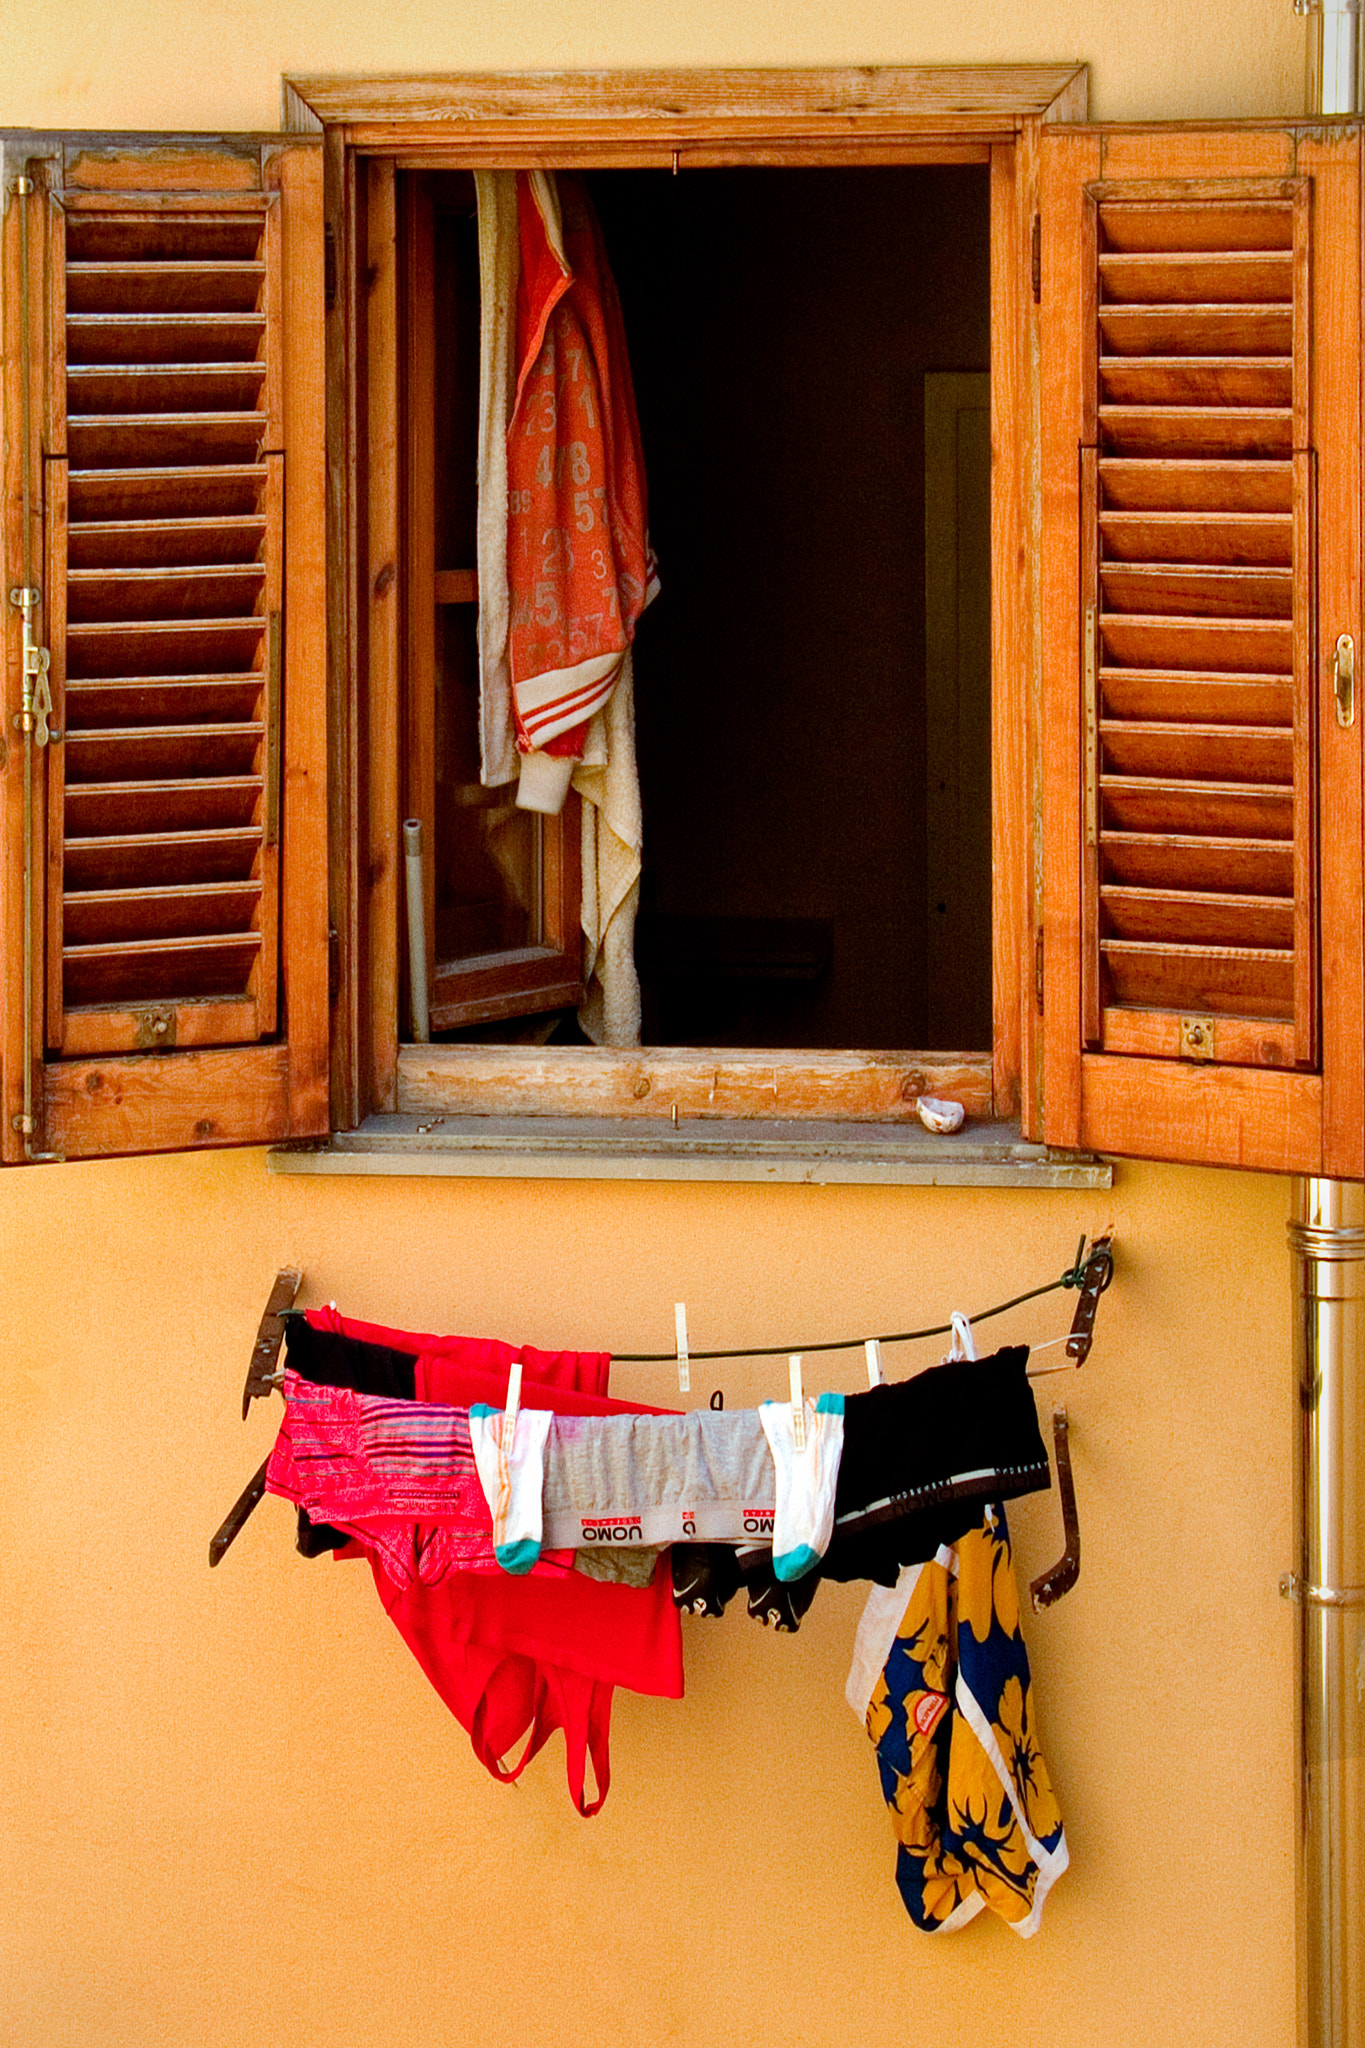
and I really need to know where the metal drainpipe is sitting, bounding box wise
[1286,1182,1365,2048]
[1284,15,1365,2048]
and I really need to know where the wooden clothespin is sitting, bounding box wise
[864,1338,885,1388]
[504,1353,523,1454]
[675,1302,691,1395]
[789,1354,806,1450]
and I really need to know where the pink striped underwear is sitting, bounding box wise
[265,1369,574,1587]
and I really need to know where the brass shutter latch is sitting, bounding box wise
[1334,633,1355,728]
[9,585,53,747]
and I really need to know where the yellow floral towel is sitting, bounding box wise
[848,1507,1068,1934]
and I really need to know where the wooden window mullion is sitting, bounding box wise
[401,168,437,1022]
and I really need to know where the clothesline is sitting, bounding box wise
[267,1240,1112,1382]
[215,1237,1108,1582]
[611,1241,1112,1366]
[256,1291,1071,1866]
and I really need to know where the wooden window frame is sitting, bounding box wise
[6,87,1358,1178]
[285,64,1089,1134]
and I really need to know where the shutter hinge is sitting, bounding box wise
[328,924,341,1003]
[324,223,337,311]
[1035,927,1045,1014]
[1031,213,1041,302]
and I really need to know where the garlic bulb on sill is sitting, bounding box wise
[917,1095,965,1135]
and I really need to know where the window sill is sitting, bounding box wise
[267,1114,1112,1187]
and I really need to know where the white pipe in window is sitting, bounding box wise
[1297,0,1363,115]
[403,819,431,1043]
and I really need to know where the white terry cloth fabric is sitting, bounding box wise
[473,169,521,791]
[473,171,644,1046]
[845,1561,927,1720]
[757,1393,846,1581]
[467,1403,553,1575]
[573,649,643,1046]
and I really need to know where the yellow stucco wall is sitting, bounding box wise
[1,0,1304,130]
[1,7,1313,2046]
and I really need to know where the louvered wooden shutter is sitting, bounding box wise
[1038,127,1364,1176]
[1082,187,1312,1069]
[52,191,285,1055]
[2,138,329,1160]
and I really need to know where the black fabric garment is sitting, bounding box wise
[819,1346,1049,1584]
[283,1318,420,1554]
[740,1558,820,1632]
[283,1316,418,1398]
[296,1511,353,1558]
[669,1543,819,1631]
[670,1543,742,1618]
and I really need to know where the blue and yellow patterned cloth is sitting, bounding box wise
[848,1505,1068,1934]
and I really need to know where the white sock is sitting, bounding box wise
[758,1393,845,1581]
[468,1404,552,1574]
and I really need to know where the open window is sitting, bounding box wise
[394,161,994,1057]
[4,77,1363,1179]
[340,72,1061,1140]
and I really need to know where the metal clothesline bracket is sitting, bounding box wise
[240,1267,302,1417]
[1064,1232,1113,1364]
[207,1269,302,1567]
[1029,1408,1081,1611]
[209,1458,271,1569]
[1024,1235,1113,1609]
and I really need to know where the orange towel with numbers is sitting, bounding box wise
[507,173,658,764]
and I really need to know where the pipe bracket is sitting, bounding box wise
[1279,1571,1365,1609]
